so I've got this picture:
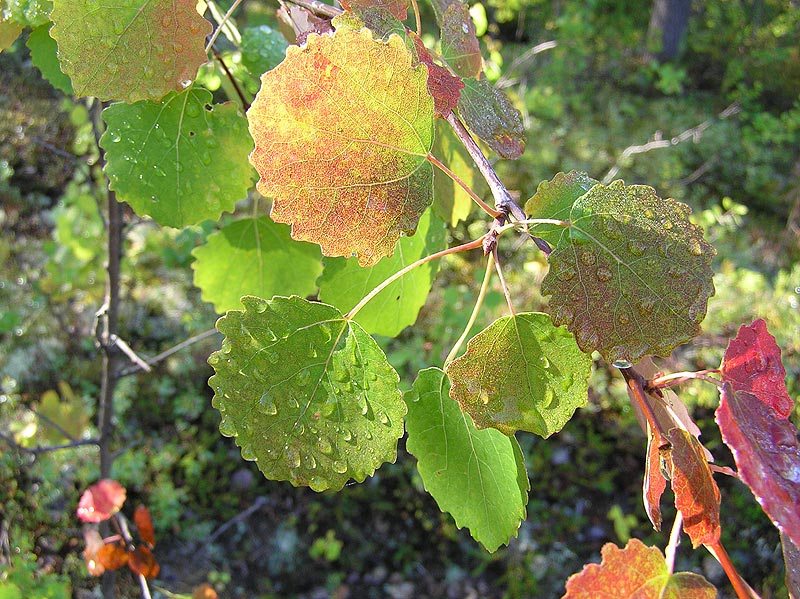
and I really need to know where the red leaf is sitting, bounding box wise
[643,434,668,531]
[96,543,129,571]
[668,428,721,548]
[562,538,717,598]
[716,383,800,547]
[412,34,463,117]
[134,505,156,548]
[129,545,160,579]
[77,479,127,523]
[781,531,800,599]
[721,319,794,419]
[82,528,106,576]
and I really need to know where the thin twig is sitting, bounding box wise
[205,0,244,53]
[496,40,558,88]
[622,367,668,448]
[119,328,220,377]
[444,253,494,366]
[207,496,270,544]
[409,0,422,36]
[648,370,722,390]
[211,47,251,111]
[664,510,683,574]
[111,335,152,373]
[0,432,99,456]
[282,0,341,18]
[492,248,515,316]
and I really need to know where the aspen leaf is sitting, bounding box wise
[445,313,591,437]
[406,368,528,551]
[721,318,794,418]
[77,479,126,523]
[542,181,715,363]
[412,33,464,117]
[241,25,289,76]
[440,3,481,78]
[247,27,435,266]
[458,76,525,159]
[523,171,597,247]
[340,0,409,21]
[27,24,73,94]
[563,539,717,599]
[96,543,129,571]
[0,19,23,50]
[643,434,668,531]
[209,295,406,491]
[50,0,210,102]
[134,505,156,548]
[101,88,254,228]
[129,546,160,579]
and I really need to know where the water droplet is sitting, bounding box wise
[219,418,236,437]
[186,102,200,118]
[560,373,574,392]
[368,372,378,381]
[258,392,278,415]
[612,359,633,369]
[542,386,555,408]
[307,343,318,358]
[596,267,613,282]
[316,436,333,455]
[320,394,338,417]
[341,429,353,442]
[199,151,212,166]
[208,353,220,366]
[539,356,550,369]
[643,209,655,219]
[240,445,257,461]
[378,411,390,426]
[350,352,361,367]
[332,460,348,474]
[152,164,167,177]
[580,251,596,266]
[303,453,317,469]
[357,394,369,415]
[661,219,673,230]
[179,79,193,89]
[480,390,490,405]
[285,446,301,469]
[627,240,647,256]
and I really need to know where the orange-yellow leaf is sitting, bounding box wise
[134,505,156,548]
[129,546,160,579]
[96,543,129,571]
[193,583,219,599]
[247,27,435,267]
[644,434,668,531]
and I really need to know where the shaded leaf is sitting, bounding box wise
[523,171,597,247]
[340,0,409,21]
[317,209,445,338]
[667,428,721,548]
[129,546,160,579]
[431,120,483,226]
[458,76,524,159]
[563,538,717,599]
[27,23,73,94]
[96,543,129,571]
[241,25,289,76]
[445,313,591,436]
[412,33,464,117]
[134,505,156,548]
[716,383,800,547]
[278,4,333,44]
[192,217,322,314]
[541,181,716,363]
[77,479,126,523]
[209,295,406,491]
[643,433,668,531]
[101,88,254,228]
[82,529,106,576]
[247,27,435,267]
[405,368,528,551]
[721,319,794,419]
[0,19,23,51]
[440,3,481,78]
[37,381,89,444]
[50,0,210,102]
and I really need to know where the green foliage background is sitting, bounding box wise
[1,0,798,597]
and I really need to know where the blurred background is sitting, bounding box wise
[1,0,798,597]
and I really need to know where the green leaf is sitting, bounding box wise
[191,217,322,314]
[405,368,528,551]
[27,24,73,94]
[240,25,288,76]
[2,0,52,28]
[541,180,716,363]
[317,209,445,338]
[445,313,591,436]
[50,0,210,102]
[101,88,255,228]
[432,120,484,226]
[247,27,435,266]
[458,76,525,159]
[523,171,597,247]
[440,3,481,78]
[209,295,406,491]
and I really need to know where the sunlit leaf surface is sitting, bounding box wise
[523,170,597,247]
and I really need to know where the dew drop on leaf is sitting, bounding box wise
[303,453,317,469]
[357,394,369,415]
[316,436,333,455]
[258,392,278,415]
[333,460,348,474]
[612,359,633,369]
[539,356,550,370]
[219,417,236,437]
[285,446,301,469]
[240,445,257,461]
[267,351,279,364]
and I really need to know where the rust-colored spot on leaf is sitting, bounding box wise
[248,28,435,266]
[77,479,127,523]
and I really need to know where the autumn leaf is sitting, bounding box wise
[96,543,129,571]
[134,505,156,548]
[82,529,106,576]
[458,76,525,159]
[667,428,721,548]
[439,3,481,78]
[412,33,464,117]
[721,319,794,419]
[643,434,668,531]
[716,383,800,548]
[77,479,127,523]
[50,0,210,102]
[340,0,409,21]
[563,538,717,598]
[129,546,160,578]
[523,171,598,247]
[248,27,435,267]
[193,583,219,599]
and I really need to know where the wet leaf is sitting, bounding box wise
[445,313,591,436]
[241,25,289,76]
[440,3,481,78]
[77,479,126,523]
[192,217,322,314]
[134,505,156,548]
[405,368,528,551]
[563,539,717,598]
[721,319,794,419]
[96,543,129,571]
[247,27,435,266]
[412,33,464,117]
[129,546,160,579]
[667,428,721,548]
[340,0,409,21]
[542,181,716,363]
[716,383,800,547]
[523,171,597,247]
[431,120,483,226]
[27,23,72,94]
[50,0,210,102]
[101,88,254,228]
[2,0,51,28]
[458,76,524,159]
[209,295,406,491]
[317,209,445,338]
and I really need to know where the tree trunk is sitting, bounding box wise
[647,0,691,61]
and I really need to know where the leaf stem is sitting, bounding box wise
[648,370,722,390]
[211,47,251,111]
[409,0,422,36]
[345,236,486,320]
[706,540,760,599]
[664,510,683,574]
[493,248,515,316]
[427,153,501,218]
[621,367,668,448]
[444,111,527,222]
[444,252,494,366]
